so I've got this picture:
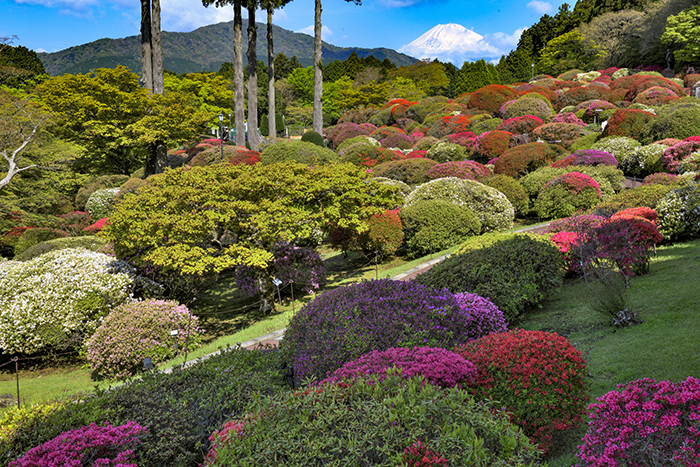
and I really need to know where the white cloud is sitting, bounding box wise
[295,25,333,40]
[272,8,288,22]
[484,27,525,50]
[526,1,553,15]
[35,48,48,53]
[378,0,421,7]
[161,0,232,32]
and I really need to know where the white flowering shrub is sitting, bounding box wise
[574,71,601,82]
[619,144,666,178]
[426,142,467,163]
[591,136,641,164]
[612,68,629,80]
[0,248,160,354]
[627,103,657,115]
[405,177,514,232]
[657,183,700,241]
[677,152,700,175]
[85,188,120,220]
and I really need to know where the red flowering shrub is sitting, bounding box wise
[319,346,477,388]
[495,142,565,178]
[326,122,371,148]
[372,125,406,141]
[454,329,588,453]
[426,115,471,138]
[442,130,477,147]
[9,422,146,467]
[402,441,448,467]
[531,122,591,149]
[519,86,558,103]
[425,160,491,180]
[551,154,576,168]
[556,86,611,110]
[228,148,261,166]
[361,209,404,257]
[577,377,700,467]
[83,217,109,234]
[496,116,544,134]
[534,172,602,219]
[633,86,680,106]
[472,130,513,160]
[602,109,656,139]
[599,67,620,77]
[381,133,414,149]
[611,206,658,224]
[624,75,684,101]
[467,84,520,114]
[642,172,681,186]
[684,73,700,88]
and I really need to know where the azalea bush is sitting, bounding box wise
[86,299,204,379]
[280,279,477,383]
[0,248,154,354]
[405,178,514,233]
[453,292,508,340]
[55,211,94,236]
[424,160,490,180]
[467,84,520,114]
[13,227,70,257]
[496,115,544,135]
[576,377,700,467]
[656,183,700,241]
[481,174,529,215]
[319,346,476,388]
[495,142,565,178]
[425,115,471,138]
[499,95,554,120]
[472,130,513,161]
[425,141,467,163]
[454,329,589,453]
[572,149,618,167]
[372,158,437,185]
[643,172,682,186]
[14,235,107,262]
[534,172,602,219]
[591,136,641,163]
[85,188,121,220]
[9,422,146,467]
[619,144,665,178]
[531,122,590,149]
[202,373,542,467]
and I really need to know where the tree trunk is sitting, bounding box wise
[312,0,323,134]
[267,4,276,138]
[140,0,153,90]
[247,3,260,150]
[151,0,164,94]
[234,1,246,147]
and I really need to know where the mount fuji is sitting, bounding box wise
[399,23,502,66]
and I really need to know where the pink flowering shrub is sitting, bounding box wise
[642,172,681,186]
[381,133,414,149]
[572,150,619,167]
[425,160,490,180]
[611,206,658,224]
[552,112,587,127]
[10,422,145,467]
[453,292,508,340]
[442,131,477,147]
[535,172,602,219]
[496,115,544,135]
[661,141,700,173]
[550,231,583,274]
[402,441,448,467]
[202,418,250,467]
[86,300,204,379]
[545,214,606,234]
[576,377,700,467]
[319,346,477,388]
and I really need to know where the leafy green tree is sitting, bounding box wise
[662,4,700,65]
[274,53,302,80]
[537,30,601,76]
[0,38,48,89]
[388,60,450,96]
[455,59,501,95]
[106,162,401,311]
[288,66,315,106]
[579,10,645,67]
[387,76,426,101]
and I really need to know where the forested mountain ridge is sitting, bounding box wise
[37,19,417,77]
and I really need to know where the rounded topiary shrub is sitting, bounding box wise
[619,144,665,178]
[660,140,700,173]
[639,102,700,144]
[326,122,371,148]
[534,172,602,219]
[591,135,641,164]
[593,184,676,212]
[571,149,618,167]
[481,174,529,215]
[279,279,477,383]
[414,233,563,322]
[656,183,700,241]
[426,115,471,138]
[320,346,477,388]
[499,95,554,120]
[13,227,70,257]
[531,122,590,149]
[380,133,414,149]
[0,248,151,354]
[467,84,520,115]
[202,374,542,467]
[496,115,544,135]
[425,160,491,181]
[85,188,120,220]
[576,377,700,467]
[425,141,467,162]
[300,130,325,147]
[472,130,513,161]
[75,175,130,211]
[399,199,481,258]
[15,235,107,262]
[454,329,588,453]
[643,172,681,186]
[633,86,680,106]
[453,292,509,340]
[405,178,514,233]
[336,134,380,153]
[260,140,338,166]
[371,158,437,185]
[601,109,656,140]
[494,142,566,178]
[86,299,203,379]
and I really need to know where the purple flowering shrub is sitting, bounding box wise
[572,150,619,167]
[236,242,326,297]
[86,300,203,379]
[280,279,477,382]
[319,346,477,388]
[424,160,491,181]
[453,292,508,340]
[10,422,145,467]
[576,377,700,467]
[381,133,414,149]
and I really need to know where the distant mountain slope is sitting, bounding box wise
[38,20,417,76]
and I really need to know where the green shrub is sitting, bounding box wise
[300,130,325,147]
[591,135,641,163]
[368,177,412,197]
[639,102,700,144]
[86,299,204,380]
[520,166,567,199]
[414,233,563,322]
[371,158,437,185]
[202,374,543,467]
[405,178,514,233]
[339,141,379,166]
[469,117,503,135]
[569,133,600,151]
[534,172,602,219]
[425,141,467,162]
[412,135,438,151]
[592,184,676,213]
[574,164,626,194]
[75,175,130,211]
[481,174,529,215]
[494,142,565,178]
[531,122,591,149]
[619,144,665,178]
[454,329,588,453]
[404,96,450,122]
[400,199,481,258]
[336,134,380,153]
[500,95,554,120]
[15,235,107,262]
[601,109,656,140]
[85,188,121,220]
[260,140,338,166]
[656,183,700,241]
[13,227,69,257]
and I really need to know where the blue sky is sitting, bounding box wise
[1,0,570,65]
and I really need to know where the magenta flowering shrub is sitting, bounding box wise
[402,441,448,467]
[381,133,414,149]
[453,292,508,340]
[319,346,477,388]
[424,160,490,180]
[496,116,544,135]
[236,242,326,297]
[576,377,700,467]
[86,299,203,379]
[10,422,145,467]
[442,130,477,147]
[661,141,700,173]
[643,172,681,186]
[535,172,602,219]
[326,122,371,149]
[552,112,587,127]
[572,150,619,167]
[280,279,477,382]
[549,231,582,274]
